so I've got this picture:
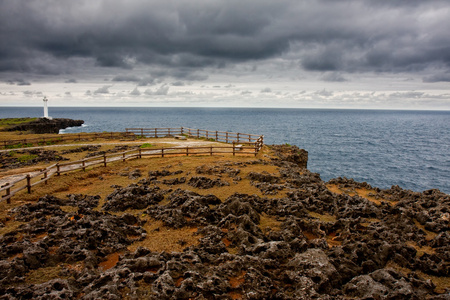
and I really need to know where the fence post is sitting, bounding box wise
[237,133,240,143]
[197,129,199,139]
[141,128,144,137]
[123,152,126,162]
[210,146,213,156]
[56,163,60,176]
[181,127,184,135]
[226,132,229,143]
[216,131,218,141]
[26,174,31,194]
[155,128,157,138]
[186,147,189,156]
[3,183,11,204]
[82,160,86,171]
[168,128,171,136]
[139,148,142,159]
[103,154,107,167]
[233,141,236,156]
[161,148,164,158]
[44,170,48,184]
[206,130,209,140]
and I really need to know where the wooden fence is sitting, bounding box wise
[1,132,135,149]
[125,127,263,145]
[1,128,264,203]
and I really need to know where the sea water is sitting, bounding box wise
[1,107,448,194]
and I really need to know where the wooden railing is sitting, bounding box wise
[1,128,264,203]
[125,127,263,145]
[1,132,135,149]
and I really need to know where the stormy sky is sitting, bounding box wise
[1,0,449,109]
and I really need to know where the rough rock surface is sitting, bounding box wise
[0,149,69,169]
[0,144,448,299]
[5,118,84,134]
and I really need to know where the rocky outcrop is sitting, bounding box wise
[0,144,448,299]
[270,144,308,168]
[5,118,84,134]
[0,149,68,169]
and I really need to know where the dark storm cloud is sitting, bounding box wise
[7,78,31,86]
[112,75,141,83]
[423,73,450,83]
[0,0,449,78]
[321,72,347,82]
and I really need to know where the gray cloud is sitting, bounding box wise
[144,84,169,95]
[112,75,141,82]
[423,73,450,83]
[130,87,141,96]
[7,78,31,86]
[94,85,111,94]
[1,0,449,78]
[321,72,347,82]
[171,81,185,86]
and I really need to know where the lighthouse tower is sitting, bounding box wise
[43,97,51,119]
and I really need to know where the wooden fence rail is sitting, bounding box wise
[126,127,262,144]
[1,130,264,203]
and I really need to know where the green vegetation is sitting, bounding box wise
[5,143,34,149]
[140,143,154,148]
[0,117,37,127]
[17,154,38,163]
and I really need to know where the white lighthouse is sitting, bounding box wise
[43,96,51,119]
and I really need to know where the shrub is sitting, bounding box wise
[140,143,154,148]
[17,154,38,163]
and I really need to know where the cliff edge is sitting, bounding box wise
[4,117,84,134]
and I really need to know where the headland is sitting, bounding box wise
[0,124,448,298]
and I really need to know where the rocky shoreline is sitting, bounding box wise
[4,118,84,134]
[0,144,448,299]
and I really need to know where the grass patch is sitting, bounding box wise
[128,219,201,253]
[0,118,37,128]
[385,261,449,294]
[25,266,67,285]
[406,241,436,257]
[140,143,154,148]
[17,154,38,163]
[259,213,283,234]
[5,143,34,149]
[326,184,392,206]
[413,219,438,241]
[0,220,25,236]
[308,211,337,223]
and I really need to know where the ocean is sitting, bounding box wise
[1,107,449,194]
